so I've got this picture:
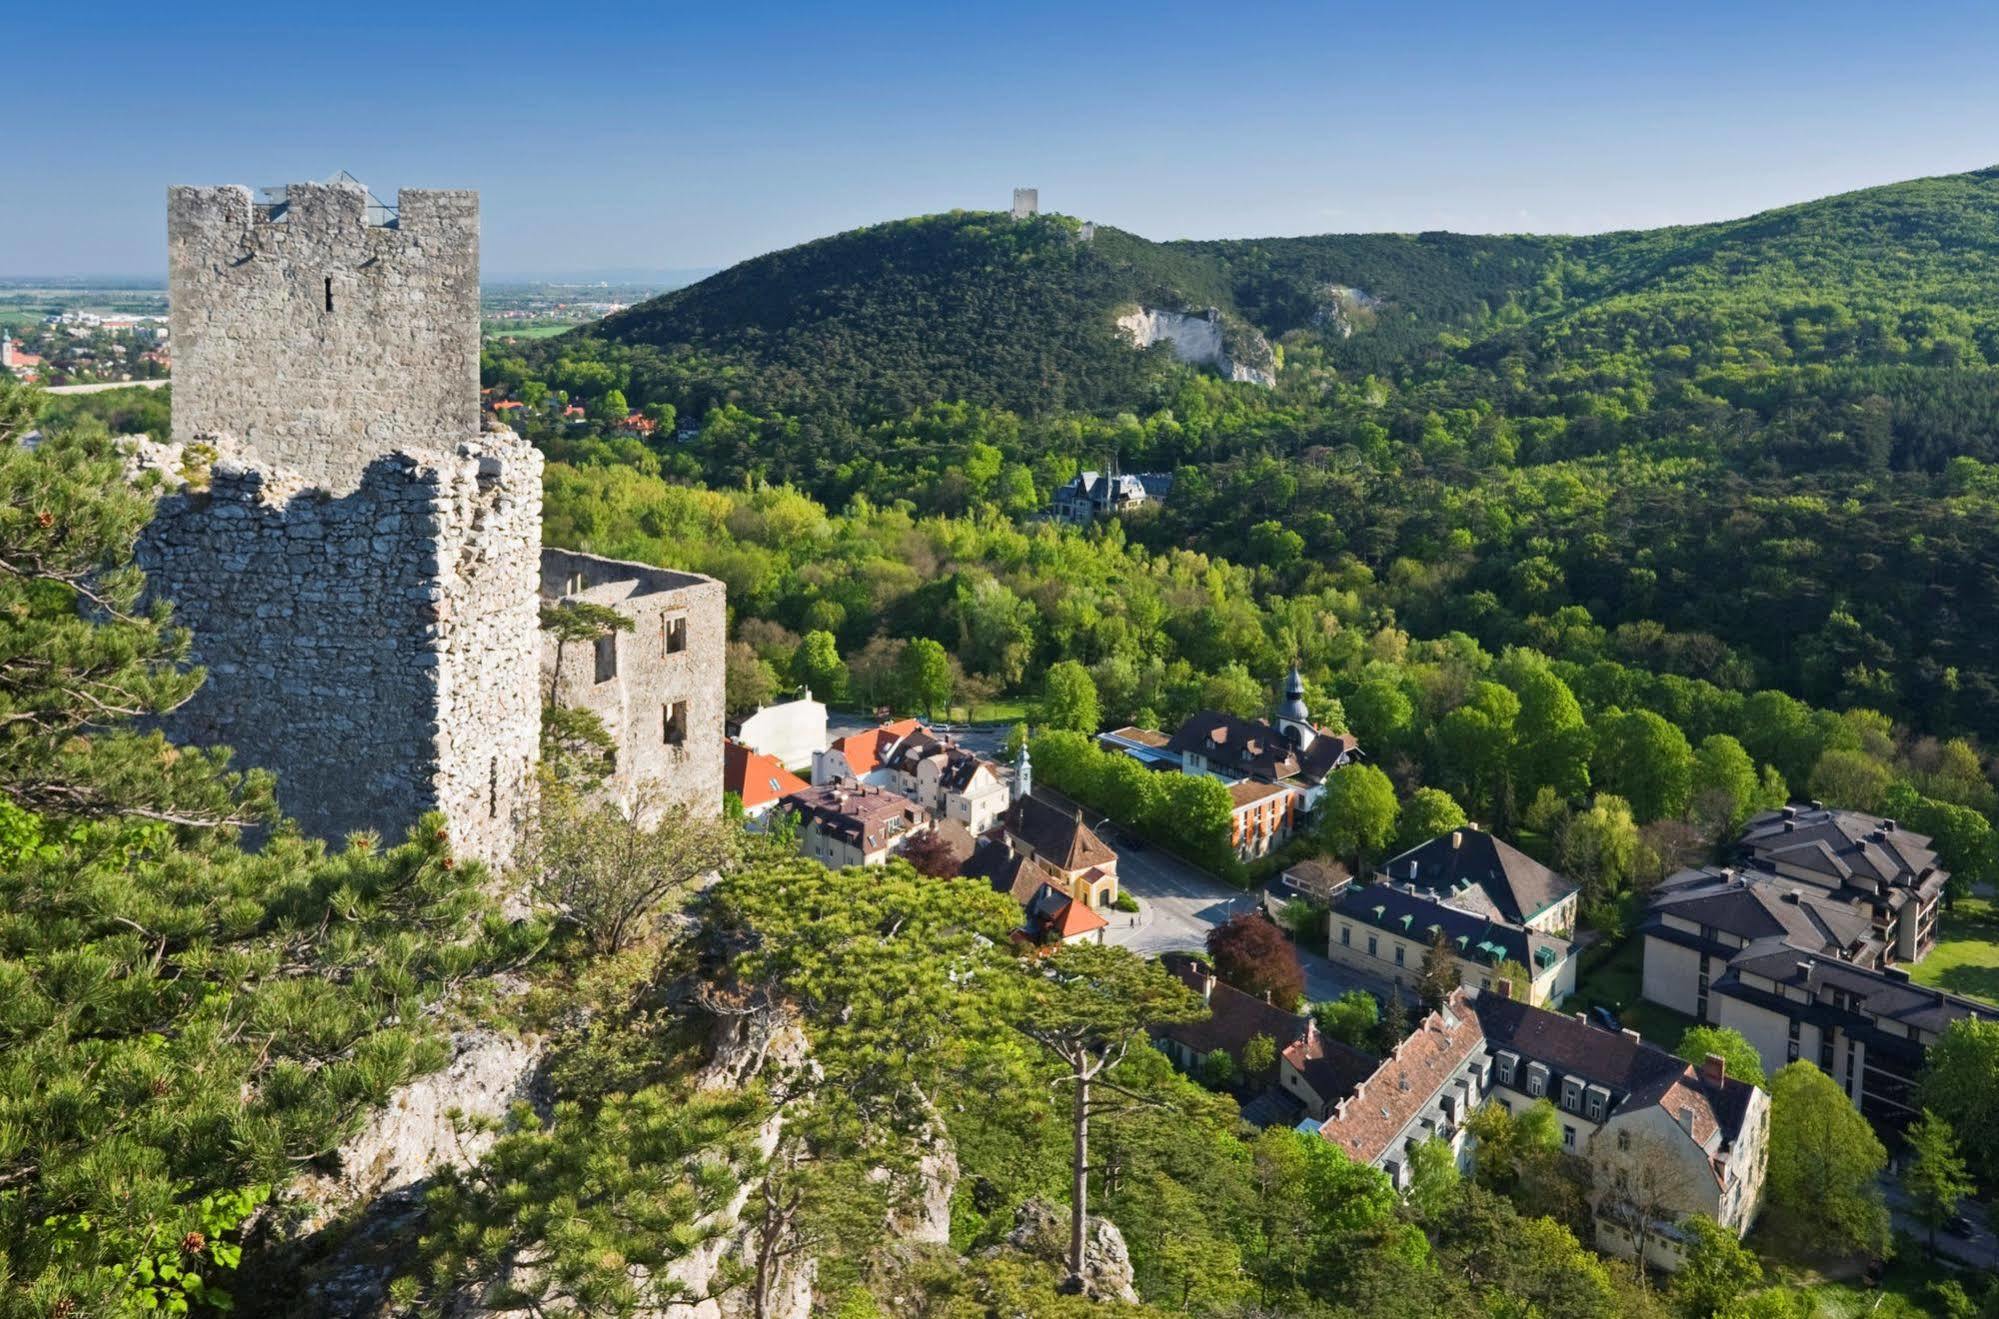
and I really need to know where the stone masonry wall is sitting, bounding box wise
[139,434,543,865]
[167,181,480,493]
[540,547,726,818]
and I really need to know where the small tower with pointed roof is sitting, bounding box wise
[1275,663,1315,751]
[1013,739,1033,804]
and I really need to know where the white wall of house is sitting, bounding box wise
[736,696,828,772]
[1640,936,1707,1018]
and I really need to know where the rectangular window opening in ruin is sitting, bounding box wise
[324,276,334,314]
[664,700,688,747]
[664,614,687,655]
[594,634,617,683]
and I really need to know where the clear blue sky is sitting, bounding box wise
[4,0,1997,277]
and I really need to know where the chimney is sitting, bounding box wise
[1201,970,1215,1004]
[1702,1053,1727,1086]
[1494,978,1513,1000]
[1882,818,1897,832]
[1780,805,1797,820]
[1782,890,1802,904]
[1794,960,1813,981]
[1575,1012,1588,1026]
[1783,821,1795,833]
[1451,830,1463,850]
[1809,799,1824,812]
[1621,1028,1641,1042]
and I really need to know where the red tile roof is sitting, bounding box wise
[1048,896,1109,939]
[723,739,808,810]
[829,718,922,778]
[1318,988,1485,1165]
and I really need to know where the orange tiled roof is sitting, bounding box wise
[1049,897,1109,939]
[1318,988,1485,1165]
[723,739,809,810]
[830,718,923,777]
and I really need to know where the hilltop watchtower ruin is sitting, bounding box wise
[141,175,725,865]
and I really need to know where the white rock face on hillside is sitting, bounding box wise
[1116,306,1275,387]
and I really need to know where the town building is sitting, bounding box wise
[732,692,829,773]
[1228,779,1297,860]
[1638,807,1984,1132]
[877,725,1009,840]
[1315,985,1769,1272]
[1050,469,1171,522]
[1737,804,1947,964]
[1376,827,1580,936]
[1153,953,1375,1124]
[1163,665,1362,812]
[964,747,1123,942]
[1641,867,1997,1131]
[790,781,929,868]
[812,717,922,784]
[1326,875,1577,1007]
[722,739,809,822]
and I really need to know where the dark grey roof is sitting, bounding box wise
[1738,806,1946,900]
[1333,880,1569,971]
[1377,828,1576,927]
[1167,710,1361,786]
[1007,793,1116,872]
[1474,994,1757,1148]
[1722,942,1999,1037]
[1154,952,1311,1061]
[1646,867,1875,957]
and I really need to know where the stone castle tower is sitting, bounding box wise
[142,178,543,864]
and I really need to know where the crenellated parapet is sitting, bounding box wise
[167,179,481,492]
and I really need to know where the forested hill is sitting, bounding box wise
[571,168,1999,428]
[582,209,1561,420]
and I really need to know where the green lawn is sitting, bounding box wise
[1565,936,1700,1049]
[1909,897,1999,1006]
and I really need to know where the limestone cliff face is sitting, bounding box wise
[1115,306,1276,387]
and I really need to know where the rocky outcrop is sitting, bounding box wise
[279,1025,549,1316]
[1003,1198,1139,1303]
[1313,283,1378,339]
[1115,306,1276,387]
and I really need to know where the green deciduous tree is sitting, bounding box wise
[526,786,742,956]
[1319,763,1400,874]
[1395,786,1467,852]
[1677,1026,1767,1089]
[1593,709,1695,822]
[1673,1214,1764,1318]
[1039,659,1101,733]
[1765,1061,1890,1261]
[792,629,850,704]
[1920,1018,1999,1184]
[1901,1109,1975,1255]
[898,636,952,717]
[1314,989,1380,1048]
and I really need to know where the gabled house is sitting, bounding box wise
[1153,952,1373,1123]
[812,717,923,785]
[731,692,828,773]
[1316,984,1769,1273]
[1377,827,1580,936]
[789,781,929,869]
[722,739,809,822]
[1737,804,1947,964]
[1165,666,1362,812]
[876,726,1009,839]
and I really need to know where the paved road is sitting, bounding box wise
[1880,1177,1998,1272]
[1093,822,1400,1008]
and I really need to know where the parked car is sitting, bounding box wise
[1946,1213,1975,1239]
[1590,1005,1621,1032]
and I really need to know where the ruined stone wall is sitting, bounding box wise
[139,434,543,865]
[540,548,726,818]
[167,181,480,492]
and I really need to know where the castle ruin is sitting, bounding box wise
[140,177,723,865]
